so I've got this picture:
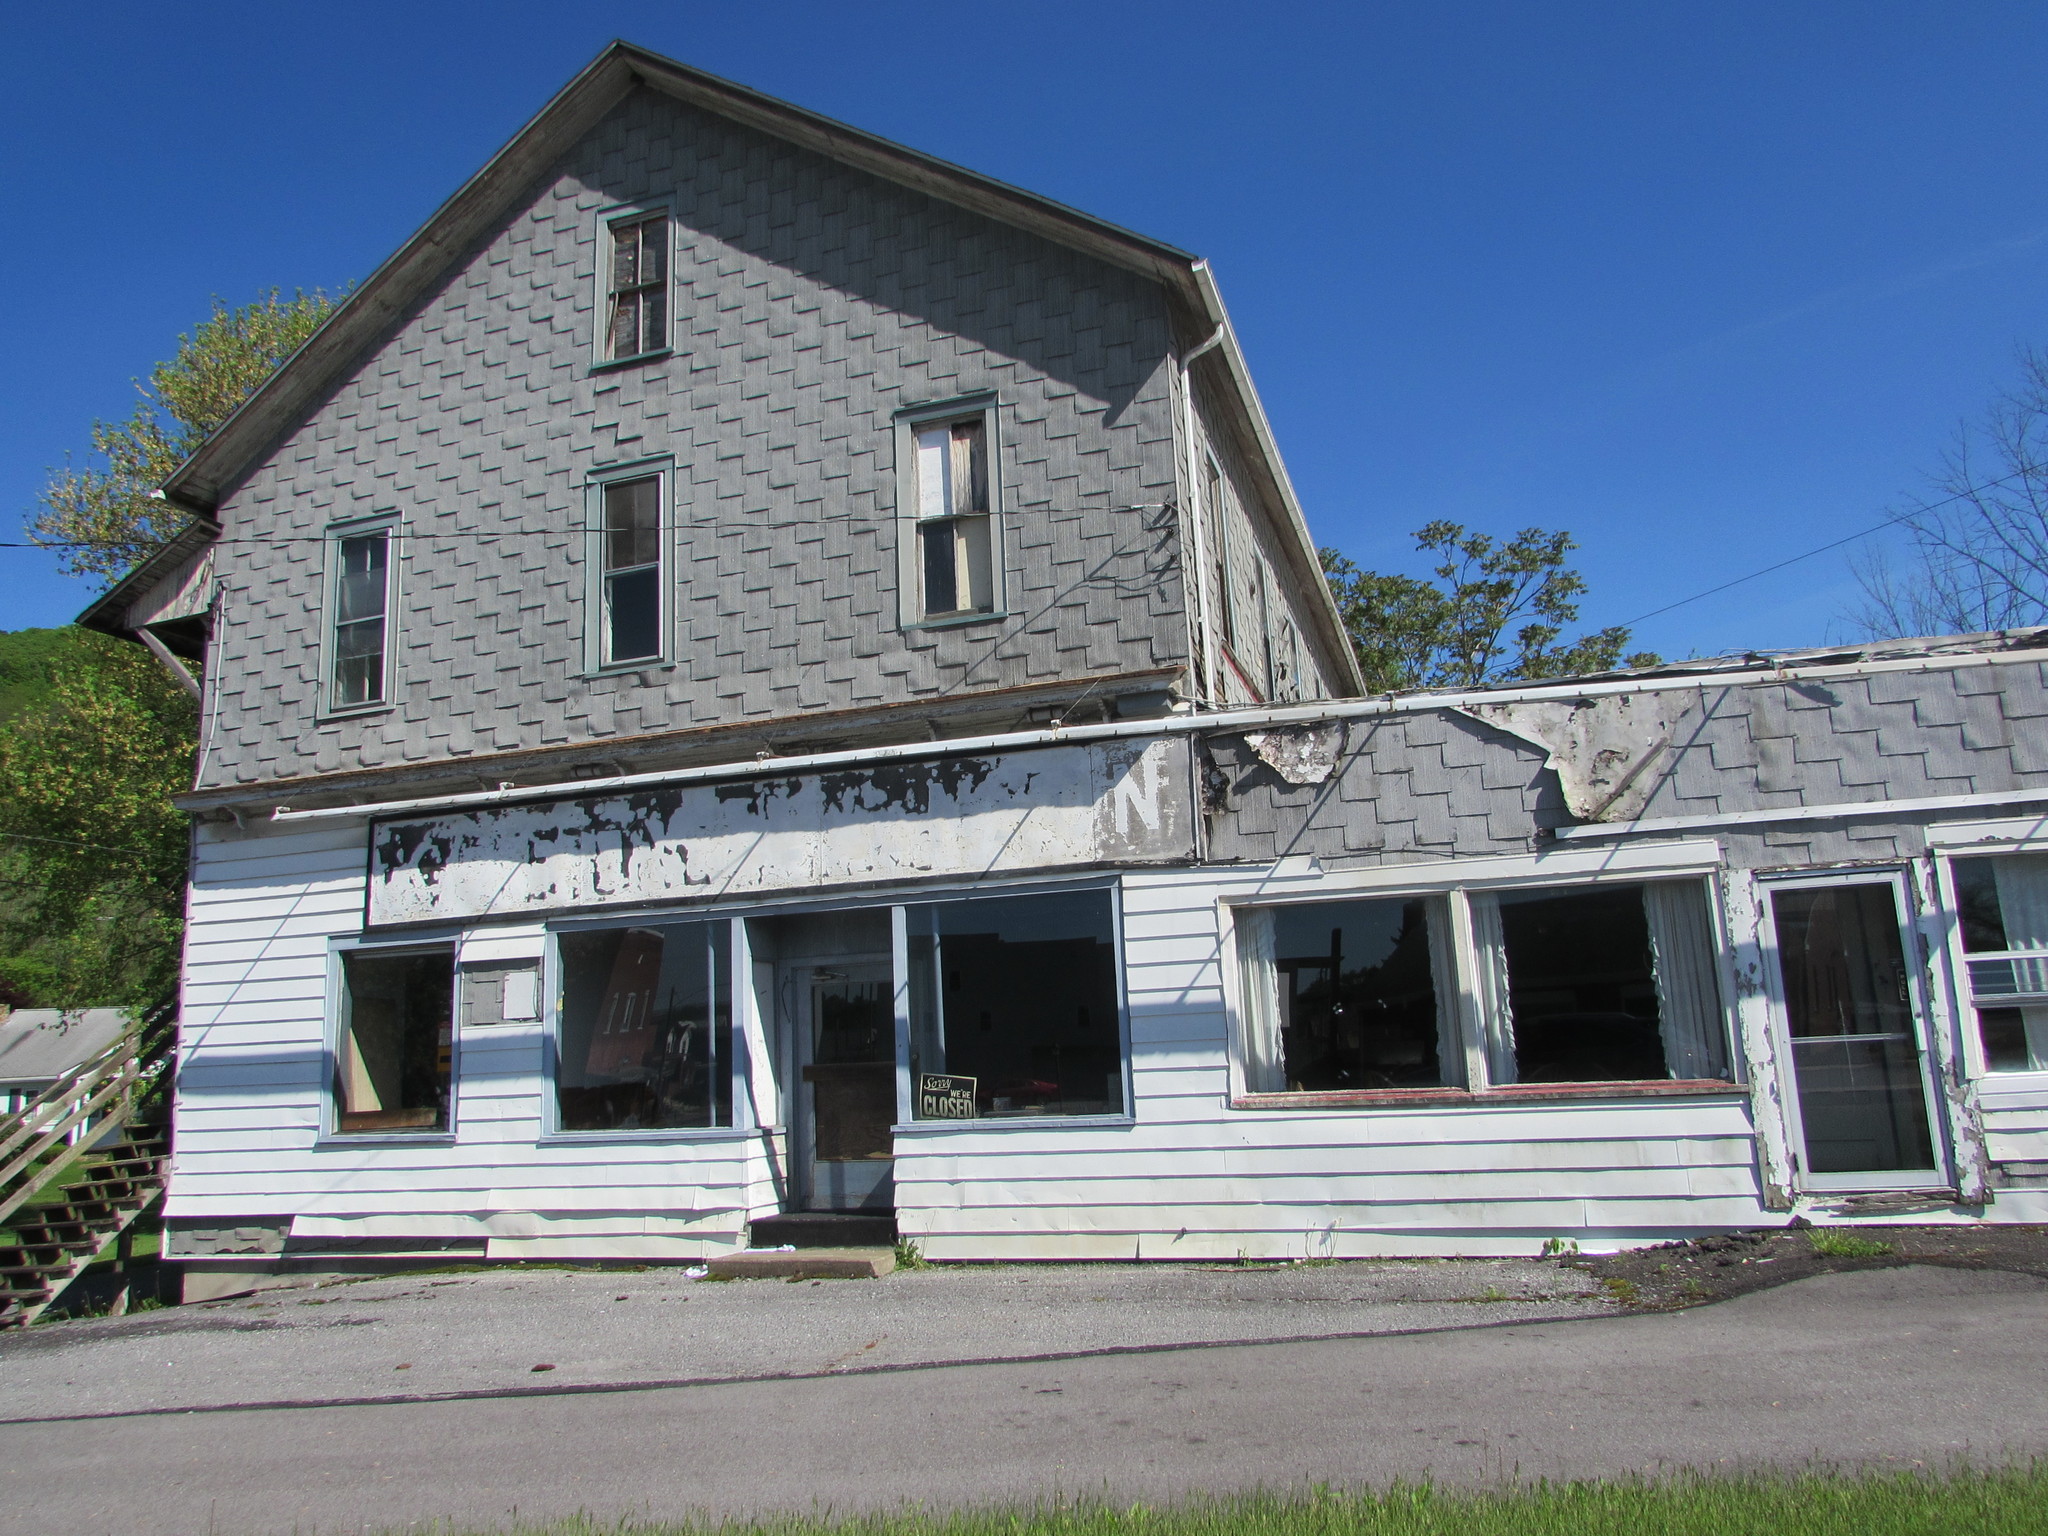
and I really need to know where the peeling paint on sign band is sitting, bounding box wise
[366,738,1195,926]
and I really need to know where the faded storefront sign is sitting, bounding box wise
[366,737,1195,926]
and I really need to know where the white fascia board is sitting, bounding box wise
[1555,786,2048,843]
[1220,838,1725,903]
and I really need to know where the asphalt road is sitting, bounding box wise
[1,1263,2042,1535]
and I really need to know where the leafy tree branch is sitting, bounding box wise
[1322,521,1658,693]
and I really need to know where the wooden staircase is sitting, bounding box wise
[0,1005,174,1328]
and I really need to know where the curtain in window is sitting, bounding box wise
[1645,880,1729,1079]
[1994,858,2048,951]
[1235,907,1286,1093]
[1465,892,1517,1086]
[1993,857,2048,1071]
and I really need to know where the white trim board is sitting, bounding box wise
[1553,787,2048,843]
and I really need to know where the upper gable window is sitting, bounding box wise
[604,212,669,362]
[329,524,394,711]
[899,401,1003,626]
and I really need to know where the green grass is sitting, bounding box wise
[893,1239,930,1271]
[1807,1231,1897,1259]
[403,1467,2048,1535]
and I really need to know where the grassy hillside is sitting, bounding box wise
[0,627,94,726]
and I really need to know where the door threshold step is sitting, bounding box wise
[706,1246,896,1281]
[749,1212,897,1249]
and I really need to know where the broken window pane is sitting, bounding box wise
[912,415,995,618]
[557,921,732,1132]
[331,529,389,707]
[1950,854,2048,1072]
[1261,898,1448,1092]
[1497,884,1669,1082]
[605,214,669,359]
[907,890,1122,1118]
[335,948,453,1134]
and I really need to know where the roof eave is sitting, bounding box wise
[1187,264,1368,699]
[75,516,223,639]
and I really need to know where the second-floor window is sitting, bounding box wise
[600,474,663,665]
[331,527,392,709]
[914,415,994,618]
[605,212,668,361]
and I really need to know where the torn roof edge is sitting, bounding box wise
[1407,625,2048,699]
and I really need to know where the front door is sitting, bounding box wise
[796,962,896,1211]
[1765,874,1949,1192]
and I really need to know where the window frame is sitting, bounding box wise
[591,199,675,370]
[1220,849,1743,1109]
[540,911,754,1144]
[582,456,674,675]
[892,880,1135,1131]
[319,513,400,719]
[894,394,1008,631]
[321,934,460,1145]
[527,876,1134,1144]
[1933,842,2048,1081]
[1753,865,1954,1194]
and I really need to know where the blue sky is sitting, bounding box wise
[5,2,2048,660]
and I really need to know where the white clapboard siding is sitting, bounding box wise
[1980,1077,2048,1170]
[168,820,767,1254]
[887,868,1773,1256]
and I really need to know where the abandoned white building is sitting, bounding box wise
[79,43,2048,1292]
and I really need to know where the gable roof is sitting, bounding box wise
[153,40,1365,695]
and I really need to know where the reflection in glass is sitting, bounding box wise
[1951,854,2048,1072]
[1269,898,1443,1091]
[907,891,1121,1117]
[557,921,730,1131]
[1498,885,1668,1082]
[1771,884,1935,1175]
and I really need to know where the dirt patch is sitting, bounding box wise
[1572,1223,2048,1310]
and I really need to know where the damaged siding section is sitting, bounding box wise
[368,738,1196,926]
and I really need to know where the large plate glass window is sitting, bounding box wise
[597,474,663,666]
[330,526,392,708]
[906,890,1123,1118]
[557,920,731,1131]
[1234,879,1729,1096]
[334,947,454,1134]
[1949,853,2048,1072]
[909,411,996,620]
[605,212,668,361]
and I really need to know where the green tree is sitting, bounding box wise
[1321,521,1659,694]
[5,288,340,1007]
[29,288,338,583]
[0,629,196,1008]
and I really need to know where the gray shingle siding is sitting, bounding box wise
[198,88,1191,791]
[1205,659,2048,870]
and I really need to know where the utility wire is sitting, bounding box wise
[1611,462,2046,630]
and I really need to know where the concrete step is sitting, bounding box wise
[748,1211,896,1249]
[706,1247,896,1280]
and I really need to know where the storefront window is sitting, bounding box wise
[907,890,1124,1119]
[557,920,732,1131]
[335,947,454,1134]
[1237,897,1450,1092]
[1235,878,1729,1097]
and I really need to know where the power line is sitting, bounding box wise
[1610,462,2046,630]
